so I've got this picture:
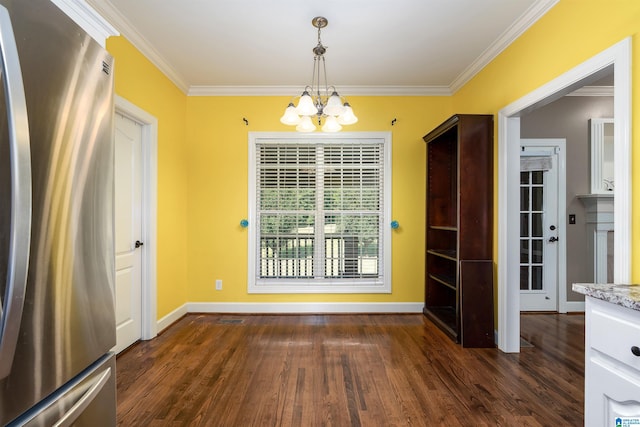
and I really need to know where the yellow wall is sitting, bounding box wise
[185,96,451,303]
[106,37,189,318]
[451,0,640,277]
[107,0,640,319]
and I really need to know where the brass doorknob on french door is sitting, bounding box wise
[135,240,144,248]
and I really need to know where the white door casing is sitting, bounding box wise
[497,38,631,353]
[114,96,158,346]
[519,140,566,312]
[114,112,143,353]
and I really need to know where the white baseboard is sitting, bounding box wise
[156,304,188,333]
[185,302,423,314]
[156,301,582,334]
[155,302,423,333]
[565,301,585,312]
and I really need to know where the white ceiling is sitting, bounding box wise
[87,0,558,95]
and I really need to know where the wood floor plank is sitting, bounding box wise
[116,313,584,426]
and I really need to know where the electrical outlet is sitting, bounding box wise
[215,279,222,290]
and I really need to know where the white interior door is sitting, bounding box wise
[519,140,564,312]
[114,112,143,353]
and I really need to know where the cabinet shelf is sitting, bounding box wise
[429,225,458,232]
[428,273,456,291]
[423,114,495,348]
[423,306,457,339]
[427,249,457,262]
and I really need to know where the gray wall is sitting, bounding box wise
[520,95,614,302]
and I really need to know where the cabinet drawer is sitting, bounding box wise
[591,307,640,371]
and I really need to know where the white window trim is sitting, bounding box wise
[247,132,392,294]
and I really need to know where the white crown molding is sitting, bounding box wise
[188,85,452,97]
[449,0,559,94]
[86,0,190,93]
[189,85,310,97]
[566,85,615,97]
[87,0,556,97]
[50,0,119,47]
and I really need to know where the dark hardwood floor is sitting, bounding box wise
[116,312,585,426]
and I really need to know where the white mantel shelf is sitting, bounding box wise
[577,193,614,209]
[577,193,614,223]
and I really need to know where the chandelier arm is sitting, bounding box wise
[315,56,321,100]
[309,56,317,96]
[315,56,323,116]
[322,56,330,104]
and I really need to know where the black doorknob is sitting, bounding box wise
[632,346,640,357]
[135,240,144,248]
[548,236,559,242]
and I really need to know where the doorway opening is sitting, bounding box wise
[497,38,631,353]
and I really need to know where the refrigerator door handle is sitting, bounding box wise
[0,4,33,380]
[52,367,112,427]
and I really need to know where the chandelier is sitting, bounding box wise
[280,16,358,132]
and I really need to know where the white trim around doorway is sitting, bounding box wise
[115,95,159,341]
[497,37,631,353]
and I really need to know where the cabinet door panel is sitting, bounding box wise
[586,360,640,427]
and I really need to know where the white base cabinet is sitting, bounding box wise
[585,296,640,426]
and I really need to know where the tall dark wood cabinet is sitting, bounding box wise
[423,114,494,348]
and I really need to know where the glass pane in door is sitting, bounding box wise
[520,171,544,292]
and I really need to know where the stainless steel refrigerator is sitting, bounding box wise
[0,0,116,425]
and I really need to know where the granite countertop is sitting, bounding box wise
[572,283,640,311]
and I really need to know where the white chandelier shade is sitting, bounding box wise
[337,103,358,125]
[295,115,317,132]
[321,115,342,132]
[323,91,344,116]
[279,17,358,133]
[280,103,301,125]
[295,90,318,116]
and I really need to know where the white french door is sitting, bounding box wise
[519,139,565,312]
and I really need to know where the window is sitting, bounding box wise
[248,132,391,293]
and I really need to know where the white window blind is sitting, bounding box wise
[248,133,392,294]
